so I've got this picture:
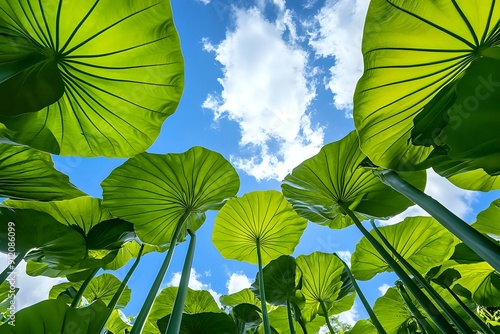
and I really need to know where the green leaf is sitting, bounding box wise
[0,281,17,315]
[263,306,326,334]
[251,255,302,306]
[440,244,500,307]
[0,206,86,266]
[474,198,500,239]
[353,0,500,170]
[373,287,428,334]
[351,217,458,280]
[102,146,240,246]
[49,273,131,309]
[0,299,108,333]
[295,252,355,321]
[145,287,221,334]
[346,320,377,334]
[281,131,426,229]
[102,240,166,271]
[157,312,237,334]
[445,168,500,191]
[232,303,262,332]
[85,218,135,250]
[220,289,261,308]
[0,143,84,200]
[213,190,307,265]
[3,197,130,271]
[0,0,183,157]
[105,309,133,334]
[0,31,64,117]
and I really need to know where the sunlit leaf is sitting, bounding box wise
[213,190,307,265]
[0,0,183,157]
[295,252,355,321]
[157,312,237,334]
[0,143,84,200]
[102,146,239,246]
[282,131,426,229]
[353,0,500,170]
[474,198,500,240]
[351,216,458,280]
[346,320,377,334]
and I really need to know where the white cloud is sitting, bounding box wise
[308,0,370,116]
[378,283,391,296]
[0,255,66,311]
[197,0,211,5]
[272,0,286,11]
[336,250,352,267]
[380,169,478,226]
[203,7,323,181]
[166,268,222,306]
[226,272,252,294]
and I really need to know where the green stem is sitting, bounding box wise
[256,238,272,334]
[320,300,335,334]
[0,251,27,284]
[446,286,495,334]
[337,202,455,333]
[396,281,437,334]
[166,229,197,334]
[286,299,296,334]
[70,267,99,308]
[297,319,308,334]
[369,220,474,334]
[130,211,190,334]
[376,169,500,273]
[335,254,386,334]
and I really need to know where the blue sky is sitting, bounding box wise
[3,0,500,329]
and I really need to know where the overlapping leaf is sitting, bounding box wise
[351,216,457,280]
[295,252,355,321]
[102,146,239,245]
[0,0,184,157]
[353,0,500,174]
[0,143,84,200]
[282,131,425,229]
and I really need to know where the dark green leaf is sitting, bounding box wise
[157,312,237,334]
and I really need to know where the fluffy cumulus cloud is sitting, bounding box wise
[309,0,370,116]
[0,255,66,311]
[379,170,478,226]
[167,268,221,306]
[378,283,391,296]
[226,272,252,294]
[203,7,323,181]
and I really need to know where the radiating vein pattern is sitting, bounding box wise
[0,0,184,156]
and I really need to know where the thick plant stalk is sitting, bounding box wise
[0,251,27,284]
[166,230,197,334]
[256,238,272,334]
[320,300,335,334]
[396,281,437,334]
[445,286,495,334]
[70,267,99,308]
[286,299,296,334]
[130,211,190,334]
[335,254,387,334]
[369,220,474,334]
[337,202,455,333]
[376,169,500,272]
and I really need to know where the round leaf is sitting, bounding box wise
[282,131,426,229]
[351,216,458,280]
[0,143,84,201]
[295,252,355,321]
[213,190,307,265]
[0,0,183,157]
[353,0,500,170]
[49,273,131,309]
[250,255,301,306]
[102,146,239,245]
